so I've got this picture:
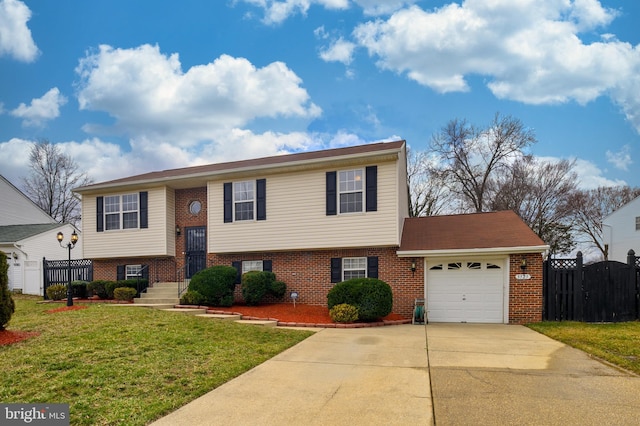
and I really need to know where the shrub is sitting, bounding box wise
[0,251,15,331]
[327,278,393,322]
[106,280,141,298]
[180,290,205,305]
[241,271,274,306]
[46,284,68,301]
[188,265,237,307]
[269,280,287,299]
[71,281,88,298]
[113,287,137,301]
[329,303,359,323]
[87,280,110,299]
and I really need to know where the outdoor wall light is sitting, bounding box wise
[521,258,527,271]
[56,230,79,307]
[411,260,417,274]
[11,252,18,259]
[176,225,181,236]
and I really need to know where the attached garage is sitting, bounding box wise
[398,211,549,324]
[426,257,507,323]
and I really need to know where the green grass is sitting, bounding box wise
[1,296,313,425]
[527,321,640,375]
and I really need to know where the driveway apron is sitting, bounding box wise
[427,323,640,426]
[150,325,432,426]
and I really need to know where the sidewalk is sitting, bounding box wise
[150,324,433,425]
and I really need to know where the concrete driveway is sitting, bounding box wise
[427,323,640,425]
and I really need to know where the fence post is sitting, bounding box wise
[629,250,638,320]
[575,251,584,321]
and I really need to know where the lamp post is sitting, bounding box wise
[57,230,79,307]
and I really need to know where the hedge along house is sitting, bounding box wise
[398,211,549,324]
[74,141,425,318]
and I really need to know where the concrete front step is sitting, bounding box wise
[234,319,278,327]
[134,297,180,305]
[140,290,178,297]
[161,308,207,315]
[196,313,243,321]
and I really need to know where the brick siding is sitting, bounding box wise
[508,253,544,324]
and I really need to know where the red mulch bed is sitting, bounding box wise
[210,303,406,324]
[46,305,89,314]
[0,330,40,346]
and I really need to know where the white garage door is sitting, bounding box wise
[426,258,506,323]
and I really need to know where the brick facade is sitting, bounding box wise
[508,253,544,324]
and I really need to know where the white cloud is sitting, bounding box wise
[352,1,640,132]
[10,88,67,127]
[75,44,321,147]
[606,145,632,171]
[238,0,349,24]
[572,158,627,189]
[352,0,418,16]
[0,0,39,62]
[319,37,356,64]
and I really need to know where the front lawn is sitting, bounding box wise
[0,296,313,425]
[527,321,640,375]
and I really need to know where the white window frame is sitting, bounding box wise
[233,181,255,221]
[126,264,142,280]
[338,169,364,214]
[104,193,139,231]
[242,260,263,274]
[343,257,367,280]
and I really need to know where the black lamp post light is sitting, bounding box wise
[57,230,79,307]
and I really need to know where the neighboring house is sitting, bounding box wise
[0,175,83,295]
[74,141,548,323]
[603,196,640,262]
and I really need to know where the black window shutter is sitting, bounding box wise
[367,256,379,278]
[365,166,377,212]
[223,182,233,223]
[116,265,125,281]
[330,258,342,283]
[139,191,148,228]
[263,260,272,272]
[326,171,337,216]
[96,196,104,232]
[232,261,242,284]
[256,179,266,221]
[141,265,149,280]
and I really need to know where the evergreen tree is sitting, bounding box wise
[0,251,16,331]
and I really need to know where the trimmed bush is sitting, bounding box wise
[87,280,110,299]
[269,280,287,299]
[46,284,67,301]
[0,251,15,330]
[241,271,274,306]
[188,265,237,307]
[180,290,205,305]
[327,278,393,322]
[329,303,359,323]
[113,287,137,301]
[106,280,141,298]
[71,280,88,298]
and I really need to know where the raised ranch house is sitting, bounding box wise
[75,141,548,323]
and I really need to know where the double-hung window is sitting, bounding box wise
[104,194,139,230]
[126,265,142,280]
[339,169,363,213]
[234,181,254,221]
[343,257,367,280]
[242,260,264,273]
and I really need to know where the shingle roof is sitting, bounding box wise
[399,211,547,253]
[75,140,406,192]
[0,224,62,243]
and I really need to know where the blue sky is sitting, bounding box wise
[1,0,639,190]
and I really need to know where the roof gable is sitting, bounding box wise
[0,224,63,244]
[0,175,57,225]
[399,211,547,254]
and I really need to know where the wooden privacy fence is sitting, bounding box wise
[543,250,639,322]
[43,257,93,299]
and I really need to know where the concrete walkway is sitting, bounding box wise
[150,323,640,426]
[150,325,432,425]
[427,323,640,425]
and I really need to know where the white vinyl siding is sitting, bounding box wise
[82,187,175,258]
[209,160,401,253]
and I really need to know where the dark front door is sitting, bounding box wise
[185,226,206,278]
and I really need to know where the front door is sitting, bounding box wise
[185,226,206,278]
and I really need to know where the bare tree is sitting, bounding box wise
[430,113,536,212]
[569,186,640,260]
[491,156,579,255]
[22,140,93,226]
[406,147,452,217]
